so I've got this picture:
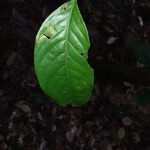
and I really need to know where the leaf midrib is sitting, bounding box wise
[64,0,76,102]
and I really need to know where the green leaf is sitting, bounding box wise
[132,88,150,106]
[34,0,94,107]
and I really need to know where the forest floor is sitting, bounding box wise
[0,0,150,149]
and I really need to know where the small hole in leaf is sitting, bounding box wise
[80,53,84,56]
[44,34,50,39]
[61,5,66,11]
[63,7,66,10]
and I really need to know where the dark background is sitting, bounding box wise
[0,0,150,149]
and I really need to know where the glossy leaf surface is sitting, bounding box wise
[34,0,94,106]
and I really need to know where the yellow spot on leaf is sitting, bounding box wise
[36,34,40,41]
[44,26,55,38]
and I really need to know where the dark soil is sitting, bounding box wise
[0,0,150,149]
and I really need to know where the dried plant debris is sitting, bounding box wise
[0,0,150,149]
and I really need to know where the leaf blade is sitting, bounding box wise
[34,0,94,106]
